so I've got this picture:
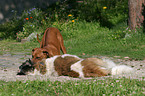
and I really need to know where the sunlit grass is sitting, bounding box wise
[0,78,145,95]
[1,21,145,59]
[0,21,145,96]
[0,39,39,55]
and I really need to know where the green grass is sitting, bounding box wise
[0,39,39,55]
[0,78,145,95]
[1,21,145,95]
[62,21,145,60]
[1,21,145,59]
[1,1,144,95]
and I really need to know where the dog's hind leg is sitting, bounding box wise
[57,33,67,54]
[60,41,67,54]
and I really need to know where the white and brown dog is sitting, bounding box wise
[17,54,134,77]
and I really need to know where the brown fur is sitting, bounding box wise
[33,60,47,75]
[54,56,81,77]
[86,58,107,67]
[81,58,110,77]
[32,27,67,64]
[17,54,133,77]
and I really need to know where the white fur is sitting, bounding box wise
[27,69,42,75]
[70,59,84,78]
[102,59,116,69]
[103,59,134,75]
[31,54,134,77]
[111,65,134,75]
[30,69,41,75]
[61,54,81,59]
[45,56,59,76]
[42,54,81,77]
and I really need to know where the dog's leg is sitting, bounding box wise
[57,33,67,54]
[60,40,67,54]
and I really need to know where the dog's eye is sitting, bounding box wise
[32,55,34,58]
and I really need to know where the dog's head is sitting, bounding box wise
[17,59,47,75]
[32,48,50,64]
[17,59,34,75]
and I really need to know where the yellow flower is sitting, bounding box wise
[68,14,72,17]
[103,7,107,9]
[72,20,75,22]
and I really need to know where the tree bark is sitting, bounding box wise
[128,0,145,30]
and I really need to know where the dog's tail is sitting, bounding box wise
[102,59,134,75]
[37,34,41,44]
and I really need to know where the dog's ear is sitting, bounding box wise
[32,49,35,52]
[28,59,33,65]
[32,48,39,52]
[32,49,35,54]
[20,60,32,69]
[32,48,36,53]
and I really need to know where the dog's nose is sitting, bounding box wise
[17,72,26,75]
[17,69,26,75]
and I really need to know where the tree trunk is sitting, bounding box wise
[128,0,145,30]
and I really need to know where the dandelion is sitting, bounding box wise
[103,7,107,9]
[68,14,72,17]
[72,20,75,22]
[26,18,29,20]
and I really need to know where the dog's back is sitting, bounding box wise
[37,27,66,53]
[32,27,66,64]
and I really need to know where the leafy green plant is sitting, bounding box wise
[77,0,100,22]
[1,21,145,59]
[0,19,23,39]
[16,8,46,40]
[49,13,79,40]
[108,30,126,40]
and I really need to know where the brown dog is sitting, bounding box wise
[32,27,66,64]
